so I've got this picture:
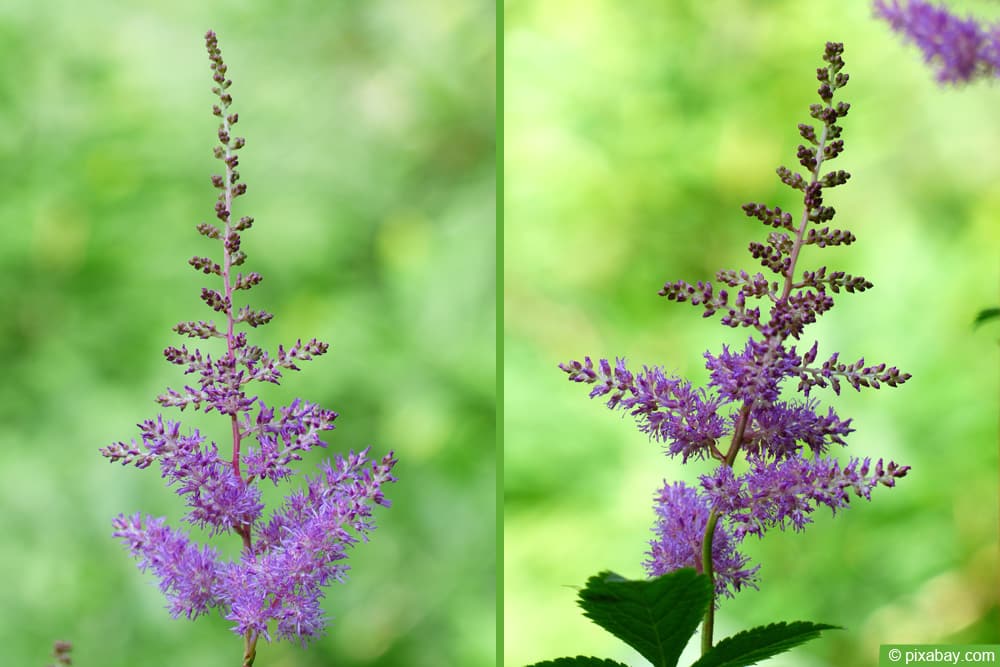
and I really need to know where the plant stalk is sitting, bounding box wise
[243,630,257,666]
[700,509,720,655]
[702,401,752,654]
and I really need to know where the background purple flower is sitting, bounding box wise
[875,0,1000,83]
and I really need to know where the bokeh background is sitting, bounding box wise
[505,1,999,666]
[0,1,495,666]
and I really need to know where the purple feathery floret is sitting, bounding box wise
[561,43,909,599]
[100,31,397,655]
[875,0,1000,83]
[743,400,853,459]
[703,340,799,404]
[219,447,397,643]
[700,455,909,540]
[644,482,759,598]
[112,514,221,620]
[562,356,728,461]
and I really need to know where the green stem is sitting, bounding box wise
[702,402,753,654]
[700,509,721,655]
[242,630,257,666]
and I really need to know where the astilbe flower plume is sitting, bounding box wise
[875,0,1000,83]
[101,31,397,665]
[560,43,910,647]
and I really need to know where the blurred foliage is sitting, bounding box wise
[0,1,494,666]
[504,1,999,666]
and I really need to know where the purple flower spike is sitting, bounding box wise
[101,31,397,662]
[561,43,909,618]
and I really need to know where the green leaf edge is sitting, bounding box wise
[690,621,841,667]
[973,306,1000,327]
[525,657,632,667]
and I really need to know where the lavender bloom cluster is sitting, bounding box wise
[875,0,1000,83]
[101,31,397,657]
[560,43,910,600]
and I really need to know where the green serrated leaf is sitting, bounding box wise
[973,307,1000,328]
[526,657,632,667]
[690,621,840,667]
[577,568,713,667]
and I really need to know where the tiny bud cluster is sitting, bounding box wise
[560,43,909,599]
[101,30,397,654]
[47,641,72,667]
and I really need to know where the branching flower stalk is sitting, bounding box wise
[101,31,397,666]
[560,42,910,654]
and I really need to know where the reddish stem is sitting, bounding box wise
[218,110,243,482]
[218,98,252,556]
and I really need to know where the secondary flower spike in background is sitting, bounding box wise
[560,42,910,651]
[874,0,1000,83]
[100,30,397,666]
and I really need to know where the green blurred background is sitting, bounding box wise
[0,1,494,666]
[505,1,998,666]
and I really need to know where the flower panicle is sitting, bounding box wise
[560,43,909,600]
[99,30,397,649]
